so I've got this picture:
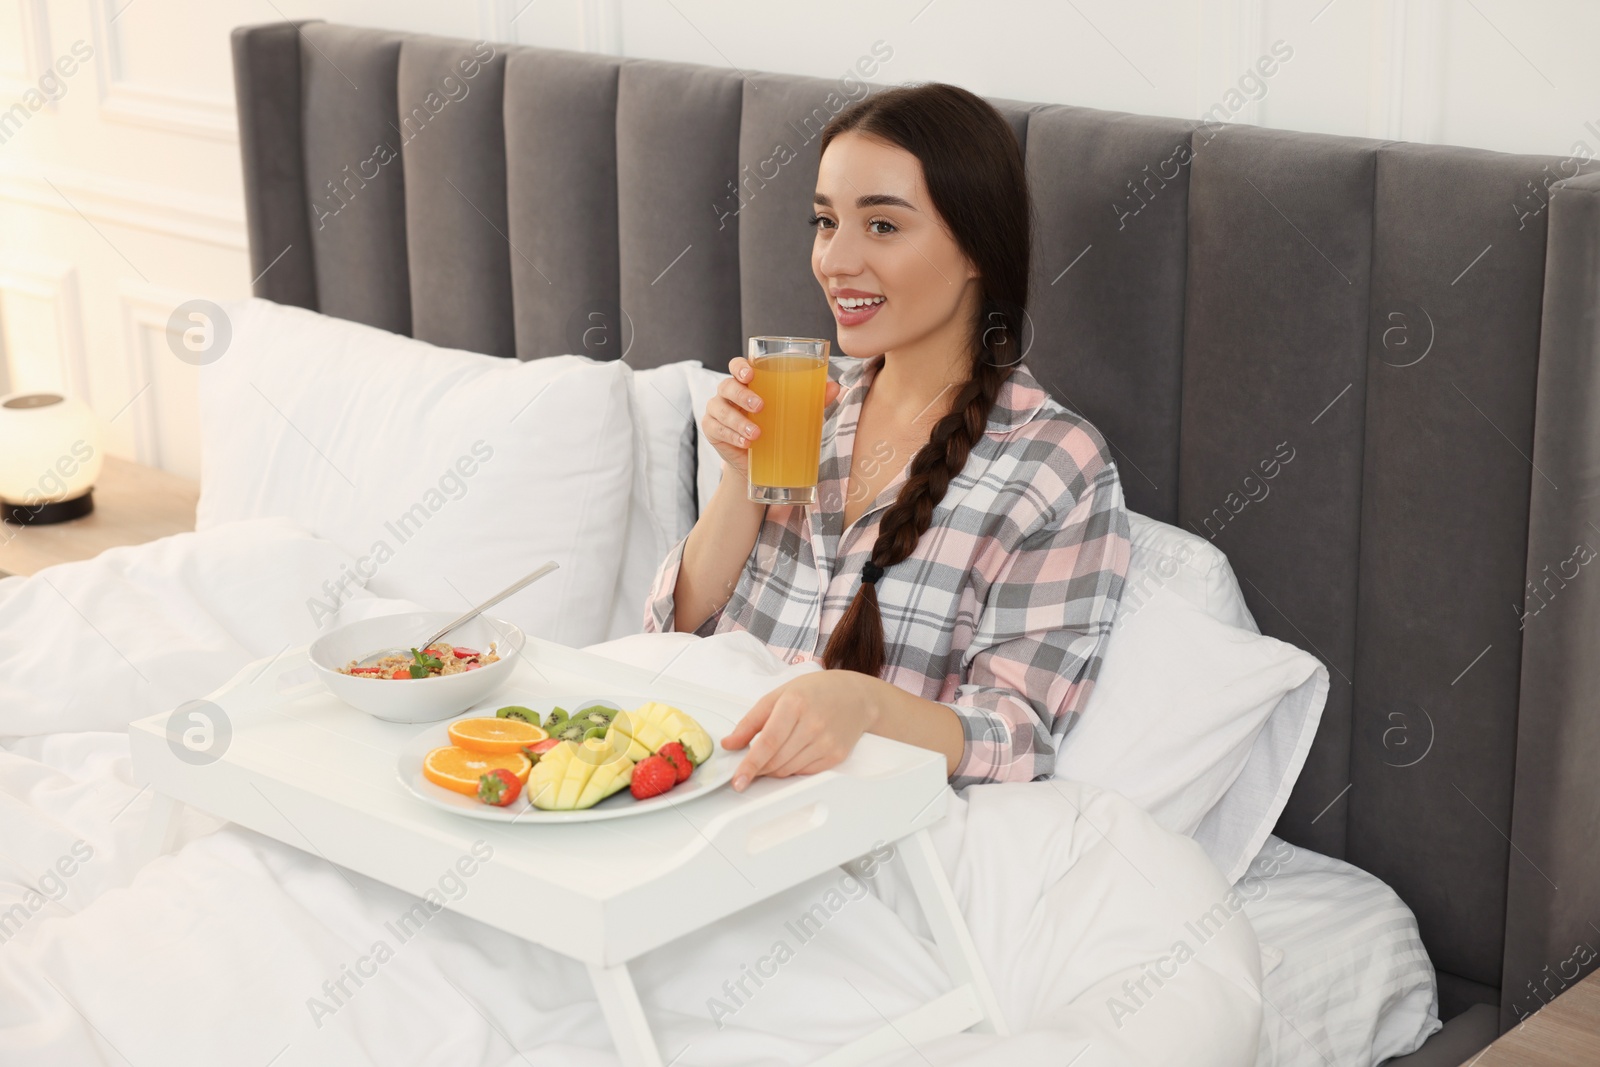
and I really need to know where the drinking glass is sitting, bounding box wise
[745,336,830,505]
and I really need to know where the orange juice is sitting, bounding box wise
[748,354,828,495]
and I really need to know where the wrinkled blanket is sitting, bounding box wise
[0,518,1262,1066]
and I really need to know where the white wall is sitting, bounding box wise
[1,0,1593,479]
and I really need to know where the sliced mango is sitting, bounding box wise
[527,737,634,810]
[607,702,713,765]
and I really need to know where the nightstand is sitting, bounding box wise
[1467,968,1600,1065]
[0,456,198,578]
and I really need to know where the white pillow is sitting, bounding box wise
[1192,673,1326,886]
[605,363,700,640]
[628,363,700,543]
[1126,511,1324,883]
[1125,510,1258,632]
[1117,511,1328,884]
[1055,578,1329,883]
[683,361,729,517]
[197,299,635,648]
[1239,835,1442,1066]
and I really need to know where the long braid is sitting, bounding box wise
[821,306,1014,676]
[813,81,1031,677]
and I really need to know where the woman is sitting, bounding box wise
[644,83,1131,793]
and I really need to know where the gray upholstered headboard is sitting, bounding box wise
[231,21,1600,1036]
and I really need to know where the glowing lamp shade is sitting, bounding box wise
[0,391,104,525]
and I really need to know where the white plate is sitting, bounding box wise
[395,689,737,823]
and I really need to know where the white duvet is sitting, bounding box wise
[0,518,1264,1066]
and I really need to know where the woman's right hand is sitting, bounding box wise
[703,356,840,476]
[703,356,764,477]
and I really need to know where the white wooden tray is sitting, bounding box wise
[127,634,1006,1066]
[128,634,952,963]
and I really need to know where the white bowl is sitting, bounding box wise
[309,611,526,723]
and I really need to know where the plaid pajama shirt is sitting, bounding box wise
[643,353,1131,789]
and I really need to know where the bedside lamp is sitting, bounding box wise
[0,391,104,525]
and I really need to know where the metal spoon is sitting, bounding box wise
[356,561,560,668]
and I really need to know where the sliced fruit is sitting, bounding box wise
[630,754,678,800]
[526,737,634,810]
[477,768,522,806]
[607,702,714,765]
[422,746,532,797]
[521,737,562,764]
[449,717,547,753]
[496,705,540,725]
[658,741,693,783]
[546,704,620,743]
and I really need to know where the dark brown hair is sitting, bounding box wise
[818,83,1032,676]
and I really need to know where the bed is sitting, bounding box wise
[3,17,1598,1066]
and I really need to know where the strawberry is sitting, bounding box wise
[521,737,562,764]
[657,741,693,783]
[630,754,678,800]
[477,768,522,806]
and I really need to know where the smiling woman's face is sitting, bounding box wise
[811,130,980,362]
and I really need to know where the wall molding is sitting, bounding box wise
[477,0,621,52]
[581,0,623,56]
[478,0,526,45]
[89,0,237,142]
[0,161,247,251]
[0,0,54,103]
[97,79,237,141]
[1233,0,1265,126]
[1368,0,1446,143]
[1193,0,1266,126]
[1401,0,1444,144]
[0,254,88,403]
[114,280,187,469]
[1378,0,1409,140]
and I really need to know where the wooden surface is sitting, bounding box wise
[0,456,198,577]
[1469,969,1600,1065]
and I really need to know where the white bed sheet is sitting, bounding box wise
[0,517,1445,1067]
[1239,834,1443,1067]
[0,732,1438,1067]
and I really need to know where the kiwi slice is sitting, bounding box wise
[546,705,617,742]
[495,705,540,726]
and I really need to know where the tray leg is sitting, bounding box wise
[133,792,185,868]
[588,960,665,1067]
[896,827,1010,1036]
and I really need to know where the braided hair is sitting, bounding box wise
[818,84,1032,677]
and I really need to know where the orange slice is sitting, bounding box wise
[448,717,548,753]
[422,746,532,796]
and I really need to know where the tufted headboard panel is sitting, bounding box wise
[231,21,1600,1032]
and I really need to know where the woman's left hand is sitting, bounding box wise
[722,670,883,790]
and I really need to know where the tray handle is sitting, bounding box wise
[742,801,830,855]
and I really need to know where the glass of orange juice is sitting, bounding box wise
[746,336,830,505]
